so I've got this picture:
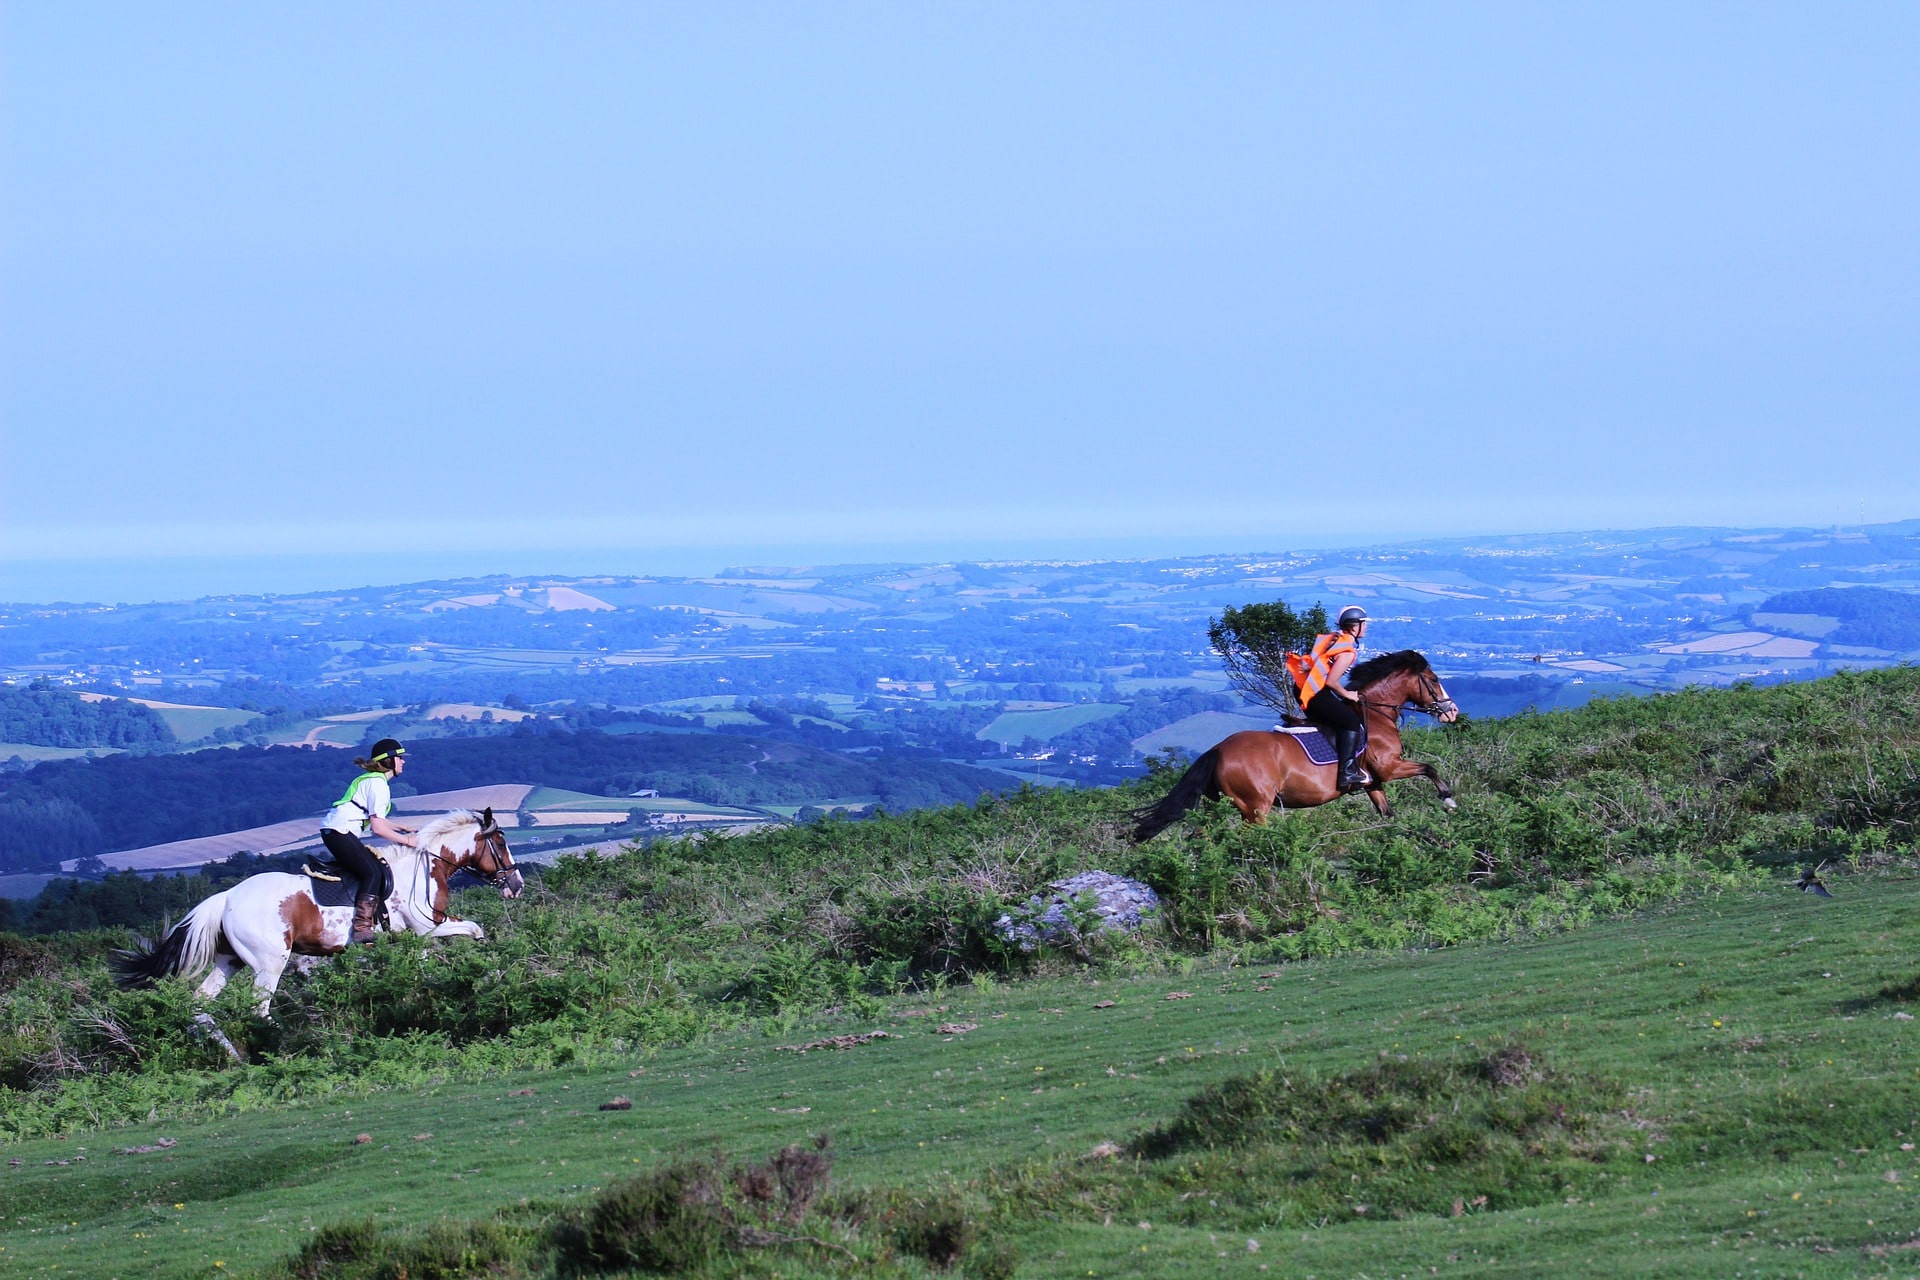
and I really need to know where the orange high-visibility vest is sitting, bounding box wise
[1295,631,1357,708]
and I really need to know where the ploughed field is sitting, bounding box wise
[3,880,1919,1279]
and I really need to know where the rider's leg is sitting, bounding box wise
[1334,730,1367,791]
[1306,691,1367,791]
[322,828,383,944]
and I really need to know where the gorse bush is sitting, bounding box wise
[2,667,1917,1137]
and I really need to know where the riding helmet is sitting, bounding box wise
[1337,605,1370,628]
[368,738,407,765]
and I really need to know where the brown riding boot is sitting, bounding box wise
[349,894,380,945]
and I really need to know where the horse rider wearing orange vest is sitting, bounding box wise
[1297,606,1371,792]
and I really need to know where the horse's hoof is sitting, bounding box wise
[1442,797,1457,811]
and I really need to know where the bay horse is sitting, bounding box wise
[1133,650,1460,840]
[114,808,523,1017]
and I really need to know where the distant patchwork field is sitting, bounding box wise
[976,703,1126,745]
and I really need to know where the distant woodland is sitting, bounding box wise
[1755,586,1920,650]
[0,683,174,750]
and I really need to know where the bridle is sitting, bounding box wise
[1358,669,1457,721]
[421,822,519,923]
[431,825,515,884]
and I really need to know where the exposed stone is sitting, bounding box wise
[993,871,1160,952]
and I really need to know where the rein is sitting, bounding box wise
[1354,672,1456,721]
[413,826,516,925]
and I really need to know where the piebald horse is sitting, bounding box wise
[114,808,523,1016]
[1133,650,1460,840]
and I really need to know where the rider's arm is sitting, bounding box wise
[368,814,417,847]
[1328,651,1360,700]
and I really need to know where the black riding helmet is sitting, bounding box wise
[367,738,406,767]
[1337,605,1370,629]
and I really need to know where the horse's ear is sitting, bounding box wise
[480,807,495,830]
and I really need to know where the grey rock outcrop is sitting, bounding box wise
[993,870,1160,952]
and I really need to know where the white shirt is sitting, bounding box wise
[323,772,392,835]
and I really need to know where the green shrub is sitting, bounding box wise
[278,1216,529,1280]
[892,1195,975,1270]
[559,1156,732,1274]
[287,1218,380,1279]
[555,1137,839,1275]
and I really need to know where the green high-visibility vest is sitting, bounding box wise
[333,772,387,830]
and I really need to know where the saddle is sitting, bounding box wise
[302,852,394,916]
[1270,723,1370,772]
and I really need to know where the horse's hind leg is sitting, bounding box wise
[223,924,292,1018]
[195,953,241,1001]
[1229,793,1271,824]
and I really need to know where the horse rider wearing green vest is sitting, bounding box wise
[320,738,420,944]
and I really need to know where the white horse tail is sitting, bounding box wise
[111,891,229,989]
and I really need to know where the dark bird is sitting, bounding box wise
[1796,863,1833,898]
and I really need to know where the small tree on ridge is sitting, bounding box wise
[1207,600,1328,720]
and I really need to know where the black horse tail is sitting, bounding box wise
[1132,748,1222,843]
[111,893,226,990]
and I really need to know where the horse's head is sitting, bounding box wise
[441,807,524,899]
[476,807,525,897]
[1349,650,1459,723]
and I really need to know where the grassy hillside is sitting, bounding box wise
[1,667,1917,1275]
[2,881,1918,1278]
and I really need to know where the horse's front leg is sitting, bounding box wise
[1377,757,1457,812]
[1393,759,1457,810]
[1363,786,1393,818]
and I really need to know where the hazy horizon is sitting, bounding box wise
[5,513,1915,608]
[6,6,1917,578]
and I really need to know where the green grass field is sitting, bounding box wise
[6,877,1919,1279]
[141,704,258,742]
[0,741,120,762]
[977,704,1126,746]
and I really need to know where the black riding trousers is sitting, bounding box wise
[320,828,382,901]
[1303,688,1364,736]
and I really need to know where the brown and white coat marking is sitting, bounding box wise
[115,809,523,1016]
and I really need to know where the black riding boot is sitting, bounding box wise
[1335,730,1368,792]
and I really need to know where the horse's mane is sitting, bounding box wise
[411,809,482,853]
[1347,649,1431,690]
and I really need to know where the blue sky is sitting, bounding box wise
[4,4,1917,596]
